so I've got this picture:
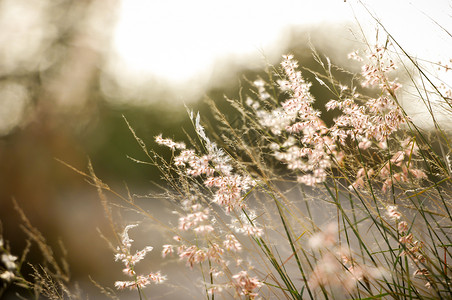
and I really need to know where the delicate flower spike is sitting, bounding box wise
[130,246,154,265]
[193,225,214,233]
[155,134,186,150]
[232,271,262,298]
[189,111,227,164]
[239,223,263,237]
[399,233,413,244]
[255,54,342,187]
[121,224,138,250]
[326,99,339,111]
[223,234,242,252]
[115,280,136,290]
[398,221,408,234]
[386,206,401,220]
[413,268,429,277]
[162,245,174,258]
[149,271,167,284]
[348,50,363,62]
[114,224,165,291]
[178,207,211,231]
[252,79,271,100]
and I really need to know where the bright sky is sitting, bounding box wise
[111,0,451,84]
[112,0,352,84]
[109,0,452,127]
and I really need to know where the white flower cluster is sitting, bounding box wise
[114,225,166,290]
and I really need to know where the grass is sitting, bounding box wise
[1,3,451,299]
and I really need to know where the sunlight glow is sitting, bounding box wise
[112,1,451,84]
[112,0,351,84]
[108,0,452,119]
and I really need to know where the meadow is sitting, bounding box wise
[1,5,451,300]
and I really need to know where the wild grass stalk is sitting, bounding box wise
[84,38,452,298]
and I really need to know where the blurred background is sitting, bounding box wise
[0,0,450,298]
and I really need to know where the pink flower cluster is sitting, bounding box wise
[280,55,340,186]
[252,50,414,189]
[163,205,244,269]
[254,54,341,186]
[161,199,244,275]
[232,270,262,299]
[156,113,256,212]
[386,205,401,220]
[114,224,166,290]
[176,243,225,268]
[351,46,401,92]
[327,94,406,147]
[160,209,260,299]
[307,223,385,293]
[328,46,405,149]
[205,175,256,212]
[155,134,186,150]
[223,234,242,252]
[387,206,425,263]
[177,203,212,232]
[154,126,263,296]
[350,138,427,192]
[228,210,264,238]
[386,206,430,287]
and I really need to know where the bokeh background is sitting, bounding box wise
[0,0,450,298]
